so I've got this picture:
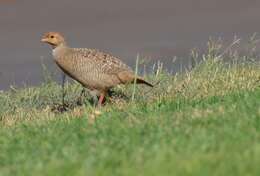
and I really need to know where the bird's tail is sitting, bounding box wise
[135,77,154,87]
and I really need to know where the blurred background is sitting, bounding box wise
[1,0,260,90]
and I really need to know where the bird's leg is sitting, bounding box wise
[98,92,106,107]
[61,73,66,107]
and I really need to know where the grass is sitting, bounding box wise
[0,39,260,176]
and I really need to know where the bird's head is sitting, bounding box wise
[41,32,66,48]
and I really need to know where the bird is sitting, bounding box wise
[41,32,153,106]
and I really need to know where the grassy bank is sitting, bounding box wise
[0,48,260,175]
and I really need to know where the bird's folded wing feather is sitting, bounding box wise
[73,48,133,75]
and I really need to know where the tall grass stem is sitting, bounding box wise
[131,54,139,102]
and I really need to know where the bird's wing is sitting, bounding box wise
[73,48,133,75]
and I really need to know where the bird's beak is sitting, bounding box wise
[41,38,48,43]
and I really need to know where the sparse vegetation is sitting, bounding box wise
[0,39,260,176]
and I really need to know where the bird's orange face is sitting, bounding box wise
[41,32,66,47]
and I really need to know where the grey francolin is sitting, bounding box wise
[41,32,153,106]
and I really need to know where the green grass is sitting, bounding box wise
[0,46,260,175]
[1,88,260,176]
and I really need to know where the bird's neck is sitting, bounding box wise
[52,42,67,49]
[52,44,69,59]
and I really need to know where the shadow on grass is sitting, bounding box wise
[50,89,130,113]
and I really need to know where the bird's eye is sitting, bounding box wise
[50,35,54,38]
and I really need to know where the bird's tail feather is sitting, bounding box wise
[135,77,154,87]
